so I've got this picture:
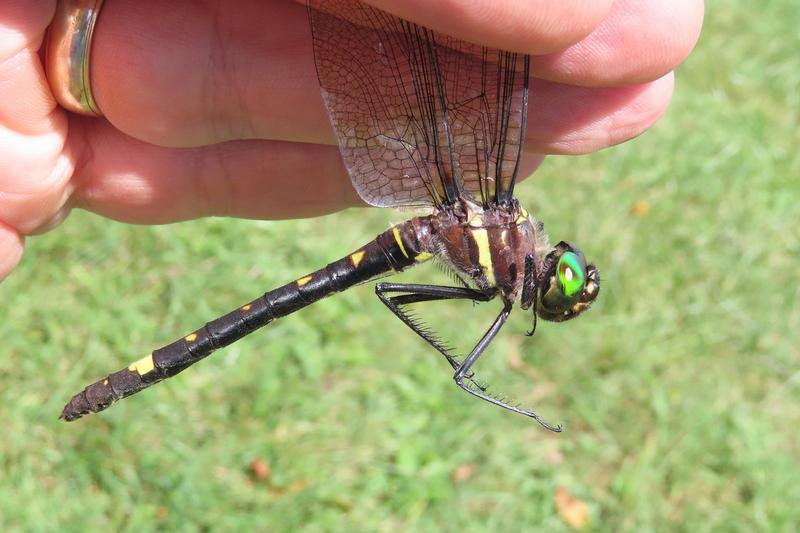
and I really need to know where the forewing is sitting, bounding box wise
[309,0,530,208]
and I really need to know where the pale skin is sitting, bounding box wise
[0,0,704,281]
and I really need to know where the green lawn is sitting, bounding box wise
[2,1,798,530]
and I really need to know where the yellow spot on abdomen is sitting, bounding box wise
[392,227,409,258]
[241,304,252,312]
[103,379,109,386]
[185,333,198,342]
[128,354,155,375]
[297,275,313,287]
[350,250,366,267]
[472,228,496,287]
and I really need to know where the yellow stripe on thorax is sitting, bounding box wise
[471,228,496,287]
[392,226,409,258]
[128,354,155,376]
[468,214,484,227]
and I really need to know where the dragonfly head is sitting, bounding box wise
[532,241,600,323]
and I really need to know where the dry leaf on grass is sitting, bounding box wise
[451,463,477,484]
[554,486,590,529]
[630,200,651,217]
[248,458,271,481]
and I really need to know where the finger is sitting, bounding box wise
[91,0,688,149]
[0,0,56,281]
[72,119,360,223]
[529,73,674,154]
[0,48,73,236]
[92,0,320,147]
[99,60,672,157]
[533,0,704,87]
[0,0,74,239]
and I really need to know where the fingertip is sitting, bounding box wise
[534,0,704,87]
[531,72,674,154]
[599,71,675,150]
[0,221,24,282]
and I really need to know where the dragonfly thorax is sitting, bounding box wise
[426,200,549,304]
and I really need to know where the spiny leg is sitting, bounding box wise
[375,283,492,388]
[520,253,539,337]
[453,302,563,432]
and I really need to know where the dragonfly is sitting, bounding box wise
[61,0,600,431]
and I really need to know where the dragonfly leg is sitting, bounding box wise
[375,283,492,387]
[453,302,563,432]
[521,253,539,337]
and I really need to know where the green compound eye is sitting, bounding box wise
[557,252,586,298]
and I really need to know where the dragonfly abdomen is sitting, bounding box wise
[60,220,430,421]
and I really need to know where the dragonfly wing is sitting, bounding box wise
[308,0,530,208]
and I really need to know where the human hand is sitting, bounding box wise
[0,0,703,281]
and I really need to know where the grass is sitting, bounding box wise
[2,0,798,530]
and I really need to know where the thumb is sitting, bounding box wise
[0,0,75,280]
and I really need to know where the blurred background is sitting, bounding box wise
[1,0,797,530]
